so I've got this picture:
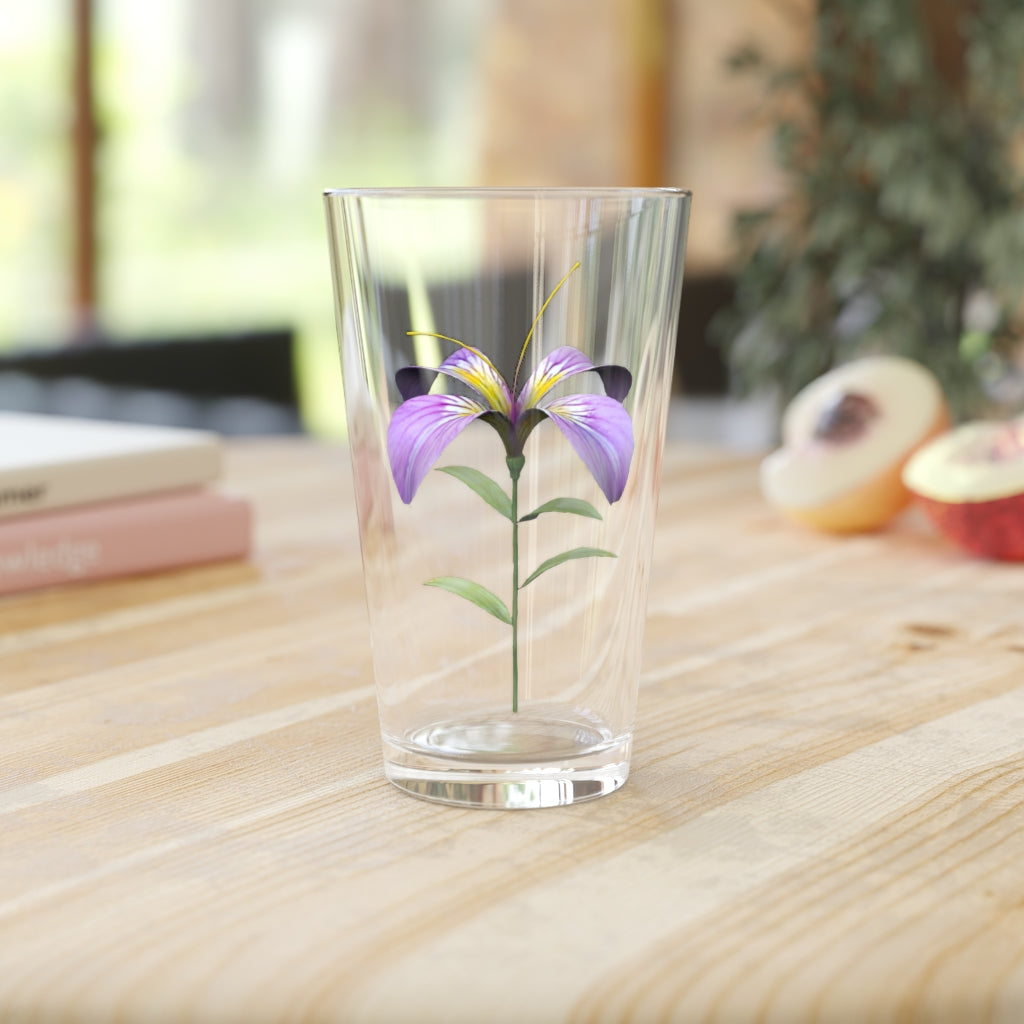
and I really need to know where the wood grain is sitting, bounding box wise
[1,438,1023,1023]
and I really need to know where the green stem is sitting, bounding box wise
[507,455,525,713]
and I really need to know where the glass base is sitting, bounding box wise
[382,711,631,809]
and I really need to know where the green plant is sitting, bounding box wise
[713,0,1024,420]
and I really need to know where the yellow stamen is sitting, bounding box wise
[513,261,581,391]
[406,331,503,380]
[406,331,510,412]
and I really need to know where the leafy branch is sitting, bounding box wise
[713,0,1024,421]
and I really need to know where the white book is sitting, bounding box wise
[0,412,223,519]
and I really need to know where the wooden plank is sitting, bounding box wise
[0,438,1022,1022]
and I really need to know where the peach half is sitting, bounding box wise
[902,417,1024,561]
[760,356,949,533]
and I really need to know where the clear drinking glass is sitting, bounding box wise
[324,187,690,808]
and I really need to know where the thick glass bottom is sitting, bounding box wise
[382,711,631,809]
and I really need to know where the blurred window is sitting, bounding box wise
[98,0,493,433]
[0,3,71,344]
[2,0,494,433]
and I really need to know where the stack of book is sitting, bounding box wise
[0,412,252,596]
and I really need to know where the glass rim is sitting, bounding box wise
[323,185,692,200]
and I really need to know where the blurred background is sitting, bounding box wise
[2,0,1022,444]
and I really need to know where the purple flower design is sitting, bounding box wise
[387,344,633,504]
[383,263,633,714]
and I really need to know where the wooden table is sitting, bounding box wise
[2,438,1023,1023]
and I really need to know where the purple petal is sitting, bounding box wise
[439,348,513,413]
[387,394,486,503]
[515,346,632,417]
[397,347,512,414]
[540,394,634,503]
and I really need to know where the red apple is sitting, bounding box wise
[761,355,950,533]
[901,417,1024,560]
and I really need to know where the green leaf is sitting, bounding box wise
[519,497,603,523]
[437,466,513,521]
[520,547,616,589]
[424,576,512,625]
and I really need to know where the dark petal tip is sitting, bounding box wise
[395,366,438,402]
[596,365,632,403]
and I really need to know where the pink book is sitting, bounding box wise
[0,490,252,596]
